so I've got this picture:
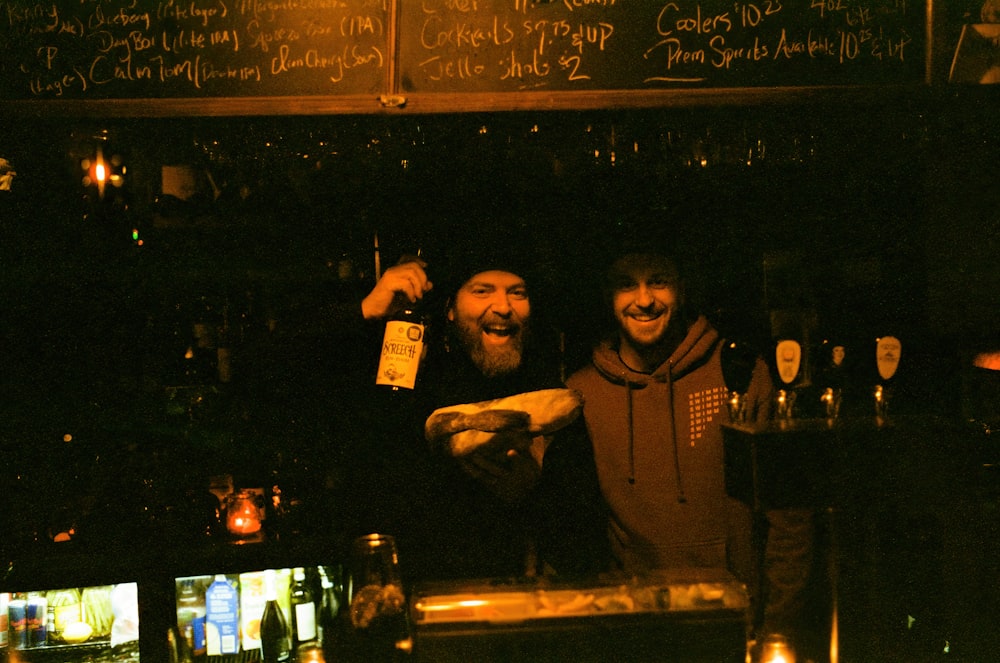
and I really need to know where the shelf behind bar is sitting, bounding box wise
[0,85,937,118]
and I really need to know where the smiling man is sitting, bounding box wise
[448,269,530,378]
[566,250,774,573]
[606,252,686,372]
[347,242,571,582]
[558,244,815,652]
[566,248,776,605]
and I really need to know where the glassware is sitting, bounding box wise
[821,387,843,420]
[225,490,263,539]
[347,534,411,655]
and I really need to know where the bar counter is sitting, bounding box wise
[2,414,998,662]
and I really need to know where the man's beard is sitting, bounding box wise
[453,317,528,378]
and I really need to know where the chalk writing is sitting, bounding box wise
[0,0,388,98]
[0,1,924,101]
[398,0,924,92]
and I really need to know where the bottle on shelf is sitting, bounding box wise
[260,569,292,663]
[290,567,318,649]
[45,608,55,646]
[317,565,342,651]
[46,587,81,644]
[176,578,207,659]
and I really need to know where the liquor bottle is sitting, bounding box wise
[176,578,207,658]
[316,566,342,650]
[260,570,292,663]
[375,302,426,391]
[375,248,429,392]
[290,567,317,648]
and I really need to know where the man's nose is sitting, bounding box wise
[489,292,512,315]
[635,283,655,306]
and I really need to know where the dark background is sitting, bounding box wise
[0,90,998,660]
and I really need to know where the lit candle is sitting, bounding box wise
[226,492,262,536]
[760,634,796,663]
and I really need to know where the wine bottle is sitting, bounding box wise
[316,566,341,651]
[290,567,317,648]
[260,570,292,663]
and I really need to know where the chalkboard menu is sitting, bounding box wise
[0,1,929,110]
[0,0,390,100]
[398,0,926,93]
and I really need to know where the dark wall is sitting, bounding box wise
[0,102,990,437]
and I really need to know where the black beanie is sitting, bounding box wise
[433,223,539,307]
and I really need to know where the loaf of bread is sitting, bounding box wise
[425,388,584,456]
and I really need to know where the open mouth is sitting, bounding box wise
[628,312,663,323]
[482,324,518,341]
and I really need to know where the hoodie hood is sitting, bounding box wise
[591,314,721,386]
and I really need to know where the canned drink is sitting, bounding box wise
[9,597,28,649]
[27,595,48,647]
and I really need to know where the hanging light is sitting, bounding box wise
[81,146,108,198]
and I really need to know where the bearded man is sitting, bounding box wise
[347,245,568,581]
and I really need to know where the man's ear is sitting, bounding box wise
[446,298,455,322]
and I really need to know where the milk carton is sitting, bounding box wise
[205,575,240,655]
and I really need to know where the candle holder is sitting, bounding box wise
[821,387,842,420]
[776,389,796,421]
[874,384,889,420]
[225,490,263,542]
[760,633,796,663]
[727,391,748,424]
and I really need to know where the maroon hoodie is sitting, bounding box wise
[566,314,774,575]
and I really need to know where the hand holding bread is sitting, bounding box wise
[425,388,584,457]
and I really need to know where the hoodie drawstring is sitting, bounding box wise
[666,366,688,503]
[626,379,635,485]
[624,367,687,502]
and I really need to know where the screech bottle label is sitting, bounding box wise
[376,314,424,390]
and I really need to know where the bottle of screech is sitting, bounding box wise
[375,253,428,391]
[375,304,425,391]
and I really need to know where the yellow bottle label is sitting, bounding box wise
[376,320,424,390]
[53,602,81,634]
